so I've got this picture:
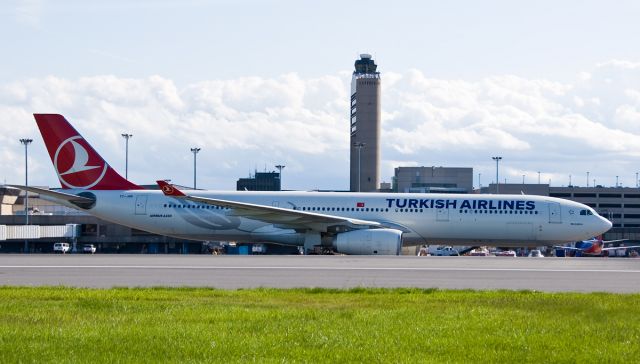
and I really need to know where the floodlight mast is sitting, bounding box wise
[492,156,502,193]
[121,133,132,180]
[191,148,201,189]
[19,138,33,225]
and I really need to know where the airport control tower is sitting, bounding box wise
[350,54,381,192]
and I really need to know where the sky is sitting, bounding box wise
[1,0,640,190]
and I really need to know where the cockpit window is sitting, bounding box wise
[580,209,594,216]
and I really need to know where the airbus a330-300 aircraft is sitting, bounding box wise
[12,114,612,255]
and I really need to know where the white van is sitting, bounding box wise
[53,242,70,254]
[429,246,460,256]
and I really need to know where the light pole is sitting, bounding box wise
[616,175,619,188]
[19,139,32,225]
[569,174,572,187]
[522,174,525,184]
[353,142,366,192]
[537,171,541,184]
[478,173,481,189]
[636,172,638,188]
[20,138,32,254]
[121,133,132,180]
[190,148,201,189]
[587,172,590,187]
[492,156,502,194]
[275,165,285,191]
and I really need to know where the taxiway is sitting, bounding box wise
[0,255,638,293]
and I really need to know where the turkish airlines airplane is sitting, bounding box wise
[12,114,612,255]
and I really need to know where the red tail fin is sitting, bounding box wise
[34,114,143,190]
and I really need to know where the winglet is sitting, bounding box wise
[156,180,186,197]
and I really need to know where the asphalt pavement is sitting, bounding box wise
[0,254,638,293]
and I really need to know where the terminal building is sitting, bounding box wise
[350,54,381,192]
[236,171,281,191]
[393,166,473,194]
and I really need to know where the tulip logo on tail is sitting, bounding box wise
[54,136,108,189]
[161,184,175,195]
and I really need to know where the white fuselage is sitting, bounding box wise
[50,190,612,247]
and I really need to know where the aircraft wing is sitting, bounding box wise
[602,239,629,244]
[553,246,583,251]
[601,246,640,251]
[7,185,95,204]
[156,180,381,231]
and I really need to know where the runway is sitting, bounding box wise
[1,255,639,293]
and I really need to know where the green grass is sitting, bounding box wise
[0,287,638,363]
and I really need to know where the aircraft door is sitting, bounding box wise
[548,202,561,223]
[436,208,449,222]
[135,196,148,215]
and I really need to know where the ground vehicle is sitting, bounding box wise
[83,244,96,254]
[429,246,460,256]
[528,249,544,257]
[495,250,517,257]
[53,242,70,254]
[469,248,490,256]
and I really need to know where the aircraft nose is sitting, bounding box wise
[599,216,612,232]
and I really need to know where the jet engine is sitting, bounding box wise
[333,228,403,255]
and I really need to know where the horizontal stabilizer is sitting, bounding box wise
[7,185,95,204]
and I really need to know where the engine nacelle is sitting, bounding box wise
[333,229,403,255]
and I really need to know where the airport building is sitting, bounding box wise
[393,166,473,193]
[236,171,281,191]
[350,54,381,192]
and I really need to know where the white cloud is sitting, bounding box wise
[1,60,640,190]
[14,0,44,27]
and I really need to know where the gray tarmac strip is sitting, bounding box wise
[0,255,638,293]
